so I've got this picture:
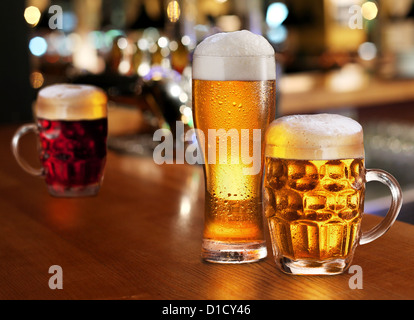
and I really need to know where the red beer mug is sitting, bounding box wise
[12,84,108,197]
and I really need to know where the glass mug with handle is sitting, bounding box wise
[12,84,108,197]
[264,114,403,275]
[193,30,276,263]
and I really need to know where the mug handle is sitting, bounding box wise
[360,169,403,245]
[11,124,45,177]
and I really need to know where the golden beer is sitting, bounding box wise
[194,80,276,242]
[265,114,403,274]
[193,30,276,263]
[264,157,365,263]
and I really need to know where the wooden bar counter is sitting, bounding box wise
[0,124,413,300]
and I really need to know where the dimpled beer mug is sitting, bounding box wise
[12,84,108,197]
[264,114,403,275]
[193,30,276,263]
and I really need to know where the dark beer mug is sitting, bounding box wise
[12,84,108,197]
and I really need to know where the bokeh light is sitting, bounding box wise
[362,2,378,20]
[267,25,288,44]
[29,37,48,57]
[24,6,41,27]
[30,72,44,89]
[138,62,151,77]
[266,3,289,28]
[117,37,128,50]
[358,42,377,61]
[181,35,191,46]
[158,37,169,48]
[167,0,181,23]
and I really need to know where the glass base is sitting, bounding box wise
[202,240,267,264]
[47,184,101,198]
[276,256,353,275]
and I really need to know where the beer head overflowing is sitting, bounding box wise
[36,84,107,120]
[193,30,276,81]
[265,114,364,160]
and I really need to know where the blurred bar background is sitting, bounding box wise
[1,0,414,222]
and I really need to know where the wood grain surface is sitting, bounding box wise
[0,124,413,300]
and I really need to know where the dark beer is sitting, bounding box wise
[38,118,107,194]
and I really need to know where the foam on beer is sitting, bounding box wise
[36,84,107,120]
[193,30,276,81]
[265,114,364,160]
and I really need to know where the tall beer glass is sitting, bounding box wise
[264,114,402,275]
[192,30,276,263]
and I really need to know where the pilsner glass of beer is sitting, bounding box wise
[12,84,108,197]
[264,114,403,275]
[192,30,276,263]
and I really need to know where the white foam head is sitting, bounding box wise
[193,30,276,81]
[35,84,107,120]
[265,114,364,160]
